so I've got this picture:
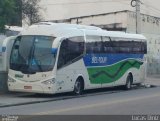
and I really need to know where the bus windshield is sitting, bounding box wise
[10,35,56,74]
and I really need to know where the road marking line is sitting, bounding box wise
[36,93,160,115]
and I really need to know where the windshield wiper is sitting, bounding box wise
[21,70,36,74]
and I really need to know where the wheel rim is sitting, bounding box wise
[127,80,131,89]
[74,81,81,94]
[126,77,131,89]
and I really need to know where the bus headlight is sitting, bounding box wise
[41,78,55,85]
[8,77,16,83]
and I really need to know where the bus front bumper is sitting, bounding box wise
[8,81,56,94]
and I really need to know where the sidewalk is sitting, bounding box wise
[146,75,160,86]
[0,92,55,108]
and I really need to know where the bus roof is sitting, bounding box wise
[21,22,146,40]
[35,22,102,30]
[85,30,146,40]
[5,25,23,32]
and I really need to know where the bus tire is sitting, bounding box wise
[136,83,141,86]
[124,74,133,90]
[73,77,84,95]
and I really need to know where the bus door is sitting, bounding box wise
[56,66,74,93]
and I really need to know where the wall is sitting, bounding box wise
[39,0,160,21]
[127,11,160,75]
[70,11,128,28]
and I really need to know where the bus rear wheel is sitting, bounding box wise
[73,78,83,95]
[124,74,133,90]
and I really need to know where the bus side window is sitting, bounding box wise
[10,38,20,63]
[102,36,121,53]
[57,36,85,69]
[57,39,68,69]
[144,41,147,54]
[86,36,102,54]
[141,41,147,54]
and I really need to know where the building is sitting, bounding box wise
[47,10,160,75]
[39,0,160,21]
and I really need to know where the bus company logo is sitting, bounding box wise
[92,56,107,64]
[2,115,18,121]
[15,74,24,78]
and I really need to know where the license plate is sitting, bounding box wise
[24,86,32,90]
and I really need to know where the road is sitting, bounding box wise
[0,86,160,115]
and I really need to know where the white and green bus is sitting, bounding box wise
[8,22,147,94]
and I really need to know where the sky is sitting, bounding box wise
[39,0,160,21]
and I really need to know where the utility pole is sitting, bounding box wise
[131,0,141,34]
[136,0,141,34]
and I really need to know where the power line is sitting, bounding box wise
[146,8,160,15]
[141,8,160,16]
[142,2,160,14]
[41,0,129,6]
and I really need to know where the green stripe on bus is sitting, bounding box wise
[87,59,143,84]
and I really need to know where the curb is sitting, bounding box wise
[0,90,124,108]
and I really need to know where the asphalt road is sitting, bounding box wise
[0,86,160,115]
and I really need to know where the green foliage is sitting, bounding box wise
[12,0,22,26]
[22,0,43,25]
[0,0,16,32]
[0,0,42,32]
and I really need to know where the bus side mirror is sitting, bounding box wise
[14,45,19,49]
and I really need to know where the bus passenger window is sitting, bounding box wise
[57,36,85,69]
[86,36,102,54]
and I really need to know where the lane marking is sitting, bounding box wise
[36,93,160,115]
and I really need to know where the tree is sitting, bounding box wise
[12,0,22,26]
[0,0,16,32]
[22,0,43,25]
[0,0,43,32]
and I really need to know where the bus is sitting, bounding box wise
[5,25,23,37]
[8,22,147,94]
[0,36,16,92]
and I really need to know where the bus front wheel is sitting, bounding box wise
[73,78,84,95]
